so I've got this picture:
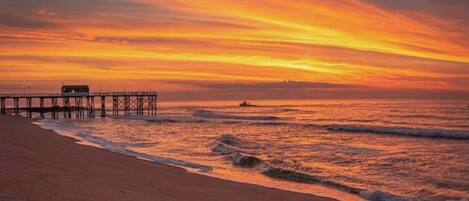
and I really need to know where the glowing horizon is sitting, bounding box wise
[1,0,469,94]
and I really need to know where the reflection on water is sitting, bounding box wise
[39,99,469,201]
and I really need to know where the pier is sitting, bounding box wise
[0,92,158,118]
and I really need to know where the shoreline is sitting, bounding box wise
[0,115,336,201]
[36,116,365,201]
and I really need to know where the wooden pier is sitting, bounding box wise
[0,92,157,118]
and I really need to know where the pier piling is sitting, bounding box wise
[13,98,19,114]
[0,97,5,115]
[26,97,32,118]
[39,97,45,118]
[100,96,106,117]
[51,97,58,118]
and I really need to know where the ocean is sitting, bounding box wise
[36,99,469,201]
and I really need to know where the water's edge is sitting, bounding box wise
[33,119,365,201]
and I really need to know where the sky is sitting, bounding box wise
[1,0,468,99]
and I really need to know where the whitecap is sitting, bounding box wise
[327,125,469,140]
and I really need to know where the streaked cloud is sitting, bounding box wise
[0,0,468,96]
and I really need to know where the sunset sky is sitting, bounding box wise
[1,0,468,99]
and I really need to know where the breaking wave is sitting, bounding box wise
[359,189,409,201]
[261,166,364,194]
[388,114,469,121]
[246,121,469,140]
[260,160,410,200]
[327,125,469,140]
[193,110,280,121]
[210,133,410,201]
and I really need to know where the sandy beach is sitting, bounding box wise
[0,115,336,201]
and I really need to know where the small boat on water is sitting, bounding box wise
[240,101,256,107]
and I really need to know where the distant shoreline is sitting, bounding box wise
[0,115,335,201]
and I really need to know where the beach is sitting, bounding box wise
[0,115,335,201]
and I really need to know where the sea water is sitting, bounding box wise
[37,99,469,201]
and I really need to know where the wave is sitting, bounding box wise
[215,120,469,141]
[211,143,236,155]
[193,110,280,121]
[262,166,368,194]
[232,153,264,167]
[278,108,304,113]
[261,162,411,201]
[249,122,290,126]
[210,134,410,201]
[314,118,377,123]
[327,125,469,140]
[388,114,469,121]
[212,134,264,154]
[211,134,265,168]
[146,119,179,123]
[217,134,241,145]
[359,189,409,201]
[76,131,212,172]
[112,115,207,123]
[213,141,411,201]
[146,118,207,123]
[76,132,206,169]
[38,120,213,172]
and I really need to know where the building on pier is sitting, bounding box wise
[61,85,90,96]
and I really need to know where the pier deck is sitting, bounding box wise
[0,92,157,118]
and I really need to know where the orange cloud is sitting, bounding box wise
[0,0,468,93]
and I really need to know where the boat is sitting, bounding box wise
[240,101,256,107]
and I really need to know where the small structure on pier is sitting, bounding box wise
[0,86,157,119]
[61,85,89,96]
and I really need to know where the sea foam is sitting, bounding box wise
[359,189,409,201]
[37,120,213,172]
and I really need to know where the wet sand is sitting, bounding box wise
[0,116,336,201]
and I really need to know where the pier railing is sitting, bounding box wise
[0,92,158,118]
